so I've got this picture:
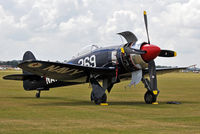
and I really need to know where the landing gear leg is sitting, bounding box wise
[90,78,107,105]
[142,78,159,104]
[36,90,41,98]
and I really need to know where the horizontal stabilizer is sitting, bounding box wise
[3,74,41,81]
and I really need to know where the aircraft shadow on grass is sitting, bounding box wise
[13,97,194,106]
[11,97,147,106]
[32,101,146,107]
[11,96,62,100]
[10,97,197,106]
[30,101,185,107]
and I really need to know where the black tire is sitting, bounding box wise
[144,91,157,104]
[94,93,107,105]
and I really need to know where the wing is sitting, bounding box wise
[143,67,187,75]
[119,67,187,80]
[18,60,115,82]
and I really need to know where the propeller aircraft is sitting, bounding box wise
[3,11,185,104]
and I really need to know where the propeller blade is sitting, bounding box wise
[159,50,177,57]
[117,31,138,44]
[144,11,150,44]
[123,47,146,55]
[131,48,146,54]
[148,60,157,91]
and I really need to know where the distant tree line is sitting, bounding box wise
[156,65,176,68]
[0,60,22,67]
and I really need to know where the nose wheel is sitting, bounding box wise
[142,78,159,104]
[144,91,157,104]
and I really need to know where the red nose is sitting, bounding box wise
[141,44,161,62]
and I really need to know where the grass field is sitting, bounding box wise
[0,70,200,134]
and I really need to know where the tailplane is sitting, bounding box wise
[3,51,67,98]
[3,51,49,98]
[22,51,49,94]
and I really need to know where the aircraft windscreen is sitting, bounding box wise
[73,45,99,58]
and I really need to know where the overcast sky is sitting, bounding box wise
[0,0,199,67]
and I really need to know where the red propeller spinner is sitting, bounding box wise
[140,44,161,62]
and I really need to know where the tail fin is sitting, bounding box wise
[22,51,48,91]
[22,51,36,75]
[23,51,36,61]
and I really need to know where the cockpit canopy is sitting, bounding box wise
[72,45,99,58]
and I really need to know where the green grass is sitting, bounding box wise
[0,70,200,134]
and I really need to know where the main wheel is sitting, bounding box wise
[144,91,157,104]
[94,93,107,105]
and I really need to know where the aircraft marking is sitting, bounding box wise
[46,77,57,84]
[42,65,83,75]
[28,63,42,68]
[78,55,96,67]
[43,65,70,74]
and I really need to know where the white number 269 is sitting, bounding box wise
[78,55,96,67]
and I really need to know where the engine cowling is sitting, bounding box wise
[119,43,148,72]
